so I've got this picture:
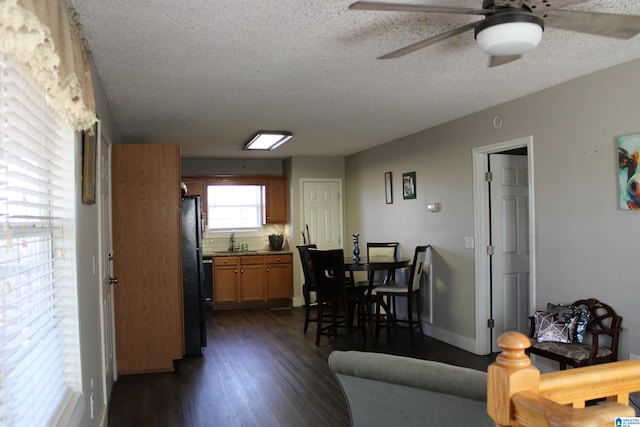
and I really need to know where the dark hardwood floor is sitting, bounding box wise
[108,307,496,427]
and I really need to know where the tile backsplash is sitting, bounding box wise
[201,226,290,253]
[202,236,274,253]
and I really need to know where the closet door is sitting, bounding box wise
[112,144,184,374]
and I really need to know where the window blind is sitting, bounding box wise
[208,185,263,230]
[0,54,81,426]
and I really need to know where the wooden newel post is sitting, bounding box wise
[487,331,541,427]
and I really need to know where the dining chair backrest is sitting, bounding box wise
[367,242,399,284]
[308,249,347,297]
[367,242,398,260]
[408,246,428,292]
[296,244,317,285]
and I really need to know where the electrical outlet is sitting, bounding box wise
[630,353,640,360]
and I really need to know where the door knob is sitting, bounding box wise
[109,277,118,285]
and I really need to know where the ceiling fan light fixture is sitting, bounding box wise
[243,131,293,150]
[475,13,544,57]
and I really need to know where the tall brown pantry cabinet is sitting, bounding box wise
[111,144,184,374]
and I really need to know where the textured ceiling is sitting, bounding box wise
[71,0,640,159]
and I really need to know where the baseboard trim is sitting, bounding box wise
[422,323,480,355]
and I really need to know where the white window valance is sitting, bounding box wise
[0,0,97,131]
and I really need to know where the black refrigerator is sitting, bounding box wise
[181,195,207,356]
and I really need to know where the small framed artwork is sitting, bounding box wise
[384,172,393,204]
[618,133,640,210]
[82,121,98,204]
[402,171,416,200]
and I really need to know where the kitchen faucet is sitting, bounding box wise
[228,230,236,251]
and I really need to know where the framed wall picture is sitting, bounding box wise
[82,121,98,204]
[402,171,416,200]
[618,133,640,210]
[385,172,393,204]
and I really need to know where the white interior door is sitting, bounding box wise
[98,127,116,399]
[301,179,343,249]
[490,153,530,352]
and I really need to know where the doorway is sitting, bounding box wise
[97,124,117,399]
[472,136,536,355]
[300,178,344,249]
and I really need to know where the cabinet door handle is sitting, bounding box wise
[266,268,270,272]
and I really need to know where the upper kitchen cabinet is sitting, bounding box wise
[112,144,184,375]
[264,177,288,224]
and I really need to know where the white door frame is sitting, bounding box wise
[472,136,536,355]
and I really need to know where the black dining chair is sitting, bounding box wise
[296,244,318,333]
[309,249,366,345]
[373,245,429,342]
[355,242,399,288]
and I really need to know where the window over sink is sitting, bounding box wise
[207,185,264,230]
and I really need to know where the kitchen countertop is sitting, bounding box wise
[203,250,292,257]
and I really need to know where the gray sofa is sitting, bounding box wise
[328,350,495,427]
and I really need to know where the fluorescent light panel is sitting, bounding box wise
[243,131,293,150]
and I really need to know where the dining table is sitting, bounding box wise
[343,255,411,340]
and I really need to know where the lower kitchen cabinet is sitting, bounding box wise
[213,257,238,303]
[213,253,292,309]
[239,256,265,301]
[266,254,293,300]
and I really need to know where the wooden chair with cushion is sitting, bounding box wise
[527,298,622,370]
[309,249,366,345]
[296,244,317,333]
[373,245,428,342]
[355,242,399,288]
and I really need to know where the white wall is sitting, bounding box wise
[75,60,122,427]
[345,58,640,359]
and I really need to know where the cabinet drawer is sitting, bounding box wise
[265,254,292,264]
[214,257,237,266]
[240,255,264,265]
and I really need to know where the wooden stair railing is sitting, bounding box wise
[488,331,640,427]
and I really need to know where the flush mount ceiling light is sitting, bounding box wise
[243,131,293,151]
[475,12,544,57]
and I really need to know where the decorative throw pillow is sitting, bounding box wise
[546,303,590,343]
[534,310,574,343]
[570,306,590,344]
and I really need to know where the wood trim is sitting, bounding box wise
[181,174,285,186]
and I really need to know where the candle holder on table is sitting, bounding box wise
[352,233,360,261]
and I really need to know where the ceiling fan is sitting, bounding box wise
[349,0,640,66]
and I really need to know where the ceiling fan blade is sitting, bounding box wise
[543,10,640,39]
[348,1,490,16]
[489,55,521,67]
[377,21,480,59]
